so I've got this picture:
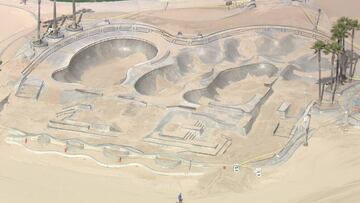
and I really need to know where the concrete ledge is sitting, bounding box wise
[278,102,291,119]
[155,155,182,169]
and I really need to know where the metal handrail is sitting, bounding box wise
[21,22,360,78]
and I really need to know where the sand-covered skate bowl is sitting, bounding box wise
[134,46,223,96]
[255,33,307,58]
[282,53,332,81]
[183,63,279,105]
[52,38,158,88]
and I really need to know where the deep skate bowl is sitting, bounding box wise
[183,63,279,104]
[135,45,223,96]
[282,53,332,81]
[52,38,158,88]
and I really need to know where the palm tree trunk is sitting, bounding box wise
[341,38,345,83]
[350,29,355,81]
[332,53,340,103]
[53,0,58,35]
[331,54,335,90]
[36,0,41,41]
[72,0,77,27]
[352,57,359,77]
[321,83,326,102]
[332,82,336,103]
[318,52,322,104]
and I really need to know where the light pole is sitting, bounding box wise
[32,0,48,47]
[66,0,83,31]
[314,9,321,31]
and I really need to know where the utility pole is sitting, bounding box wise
[32,0,47,47]
[66,0,83,31]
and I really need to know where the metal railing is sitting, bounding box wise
[21,22,359,78]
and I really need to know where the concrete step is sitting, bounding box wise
[217,139,232,155]
[16,78,44,100]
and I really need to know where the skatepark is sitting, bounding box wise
[0,0,360,202]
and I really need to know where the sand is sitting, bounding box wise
[314,0,360,45]
[0,0,359,203]
[1,127,359,203]
[0,4,35,62]
[80,52,146,88]
[0,5,35,40]
[216,75,270,105]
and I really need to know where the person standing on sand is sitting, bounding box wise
[177,193,183,203]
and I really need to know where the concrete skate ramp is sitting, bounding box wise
[224,38,241,62]
[282,54,331,81]
[281,65,303,81]
[52,39,158,87]
[256,34,305,57]
[135,46,221,96]
[135,51,193,96]
[195,43,224,64]
[183,63,278,104]
[290,53,331,72]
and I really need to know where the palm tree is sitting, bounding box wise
[312,40,326,104]
[348,19,360,79]
[324,42,342,91]
[324,42,343,103]
[331,20,350,83]
[336,17,351,48]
